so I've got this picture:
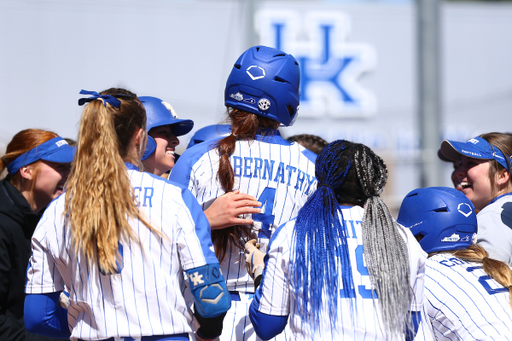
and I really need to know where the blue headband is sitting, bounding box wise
[78,89,123,108]
[7,137,76,175]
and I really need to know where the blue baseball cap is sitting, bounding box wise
[139,96,194,136]
[439,136,511,171]
[7,137,76,175]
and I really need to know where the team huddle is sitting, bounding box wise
[1,45,512,341]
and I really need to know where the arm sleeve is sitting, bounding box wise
[175,187,230,338]
[249,223,291,339]
[403,227,426,312]
[249,306,288,341]
[175,187,219,267]
[24,292,70,338]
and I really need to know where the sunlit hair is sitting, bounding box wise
[291,140,411,337]
[436,244,512,310]
[1,129,58,196]
[213,108,279,262]
[480,132,512,197]
[287,134,328,155]
[64,88,154,275]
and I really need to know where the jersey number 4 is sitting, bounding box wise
[254,187,276,239]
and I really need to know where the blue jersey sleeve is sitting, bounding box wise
[24,292,71,338]
[178,185,218,265]
[249,303,288,340]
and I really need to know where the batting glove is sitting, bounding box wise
[245,239,265,280]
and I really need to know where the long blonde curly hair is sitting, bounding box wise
[64,88,154,275]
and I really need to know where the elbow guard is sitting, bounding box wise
[186,264,231,318]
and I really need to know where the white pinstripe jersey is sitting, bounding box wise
[169,129,317,293]
[423,253,512,340]
[252,205,427,341]
[25,165,218,341]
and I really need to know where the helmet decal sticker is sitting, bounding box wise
[457,203,473,218]
[243,97,256,104]
[441,233,461,243]
[230,92,244,101]
[258,98,271,111]
[246,65,266,80]
[161,101,178,118]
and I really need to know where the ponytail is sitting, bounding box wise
[452,245,512,310]
[65,88,154,275]
[213,108,278,262]
[291,141,355,333]
[354,144,411,337]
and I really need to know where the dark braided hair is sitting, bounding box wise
[287,134,328,155]
[291,140,411,337]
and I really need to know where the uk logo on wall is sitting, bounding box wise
[256,10,377,118]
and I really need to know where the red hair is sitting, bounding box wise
[1,129,58,181]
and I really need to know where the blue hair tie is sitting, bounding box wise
[78,89,123,108]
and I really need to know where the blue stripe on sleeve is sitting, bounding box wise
[301,148,317,163]
[169,139,217,186]
[179,185,218,264]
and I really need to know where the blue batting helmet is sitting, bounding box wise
[186,124,232,149]
[397,187,477,254]
[224,46,300,127]
[140,96,194,160]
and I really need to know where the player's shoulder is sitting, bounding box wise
[178,137,221,166]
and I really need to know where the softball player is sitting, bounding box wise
[0,129,74,341]
[438,132,512,264]
[246,140,426,340]
[169,46,317,341]
[24,89,231,341]
[140,96,194,177]
[398,186,512,340]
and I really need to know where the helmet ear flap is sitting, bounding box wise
[142,136,156,161]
